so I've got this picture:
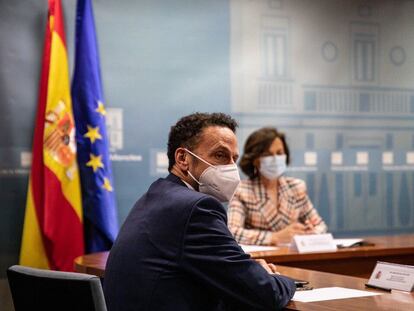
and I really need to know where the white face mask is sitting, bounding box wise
[259,154,287,180]
[184,148,240,203]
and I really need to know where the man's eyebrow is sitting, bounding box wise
[210,145,231,153]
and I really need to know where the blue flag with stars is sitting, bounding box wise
[72,0,119,253]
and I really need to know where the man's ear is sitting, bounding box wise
[175,148,189,172]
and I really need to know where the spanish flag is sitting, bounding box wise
[20,0,84,271]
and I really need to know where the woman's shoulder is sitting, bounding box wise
[281,176,307,193]
[233,178,259,197]
[230,178,264,206]
[237,178,257,190]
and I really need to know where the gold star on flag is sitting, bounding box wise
[96,101,106,116]
[84,125,102,143]
[86,154,104,172]
[102,177,113,192]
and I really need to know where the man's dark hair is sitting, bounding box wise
[239,127,290,179]
[167,112,238,171]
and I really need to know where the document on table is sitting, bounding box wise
[292,287,383,302]
[239,244,278,253]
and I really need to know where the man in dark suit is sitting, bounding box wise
[104,112,296,311]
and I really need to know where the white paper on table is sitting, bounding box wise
[334,238,364,248]
[239,244,278,253]
[292,287,382,302]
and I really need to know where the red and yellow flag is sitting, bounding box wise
[20,0,84,271]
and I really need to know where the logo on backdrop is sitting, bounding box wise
[43,100,77,180]
[44,100,76,167]
[106,108,142,162]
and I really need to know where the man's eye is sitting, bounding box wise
[215,152,226,159]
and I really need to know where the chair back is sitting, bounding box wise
[7,265,107,311]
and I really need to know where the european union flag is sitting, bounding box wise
[72,0,119,253]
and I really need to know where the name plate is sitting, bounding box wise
[292,233,337,253]
[367,261,414,292]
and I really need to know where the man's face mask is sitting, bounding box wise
[184,148,240,203]
[259,154,287,180]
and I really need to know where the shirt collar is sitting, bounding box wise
[181,179,195,190]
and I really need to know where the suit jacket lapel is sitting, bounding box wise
[277,176,295,221]
[253,177,278,228]
[253,176,293,230]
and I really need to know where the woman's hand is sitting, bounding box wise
[270,222,309,244]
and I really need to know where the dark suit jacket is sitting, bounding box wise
[104,174,295,311]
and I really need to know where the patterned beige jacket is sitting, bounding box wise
[228,176,327,245]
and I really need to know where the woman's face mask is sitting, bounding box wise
[184,149,240,203]
[259,154,287,180]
